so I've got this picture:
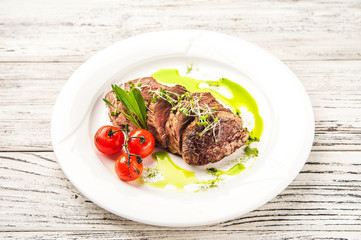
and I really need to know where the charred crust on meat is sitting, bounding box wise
[182,111,249,165]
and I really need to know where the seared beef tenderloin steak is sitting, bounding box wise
[182,111,249,166]
[194,92,231,113]
[166,92,232,155]
[146,85,187,148]
[105,77,250,166]
[166,109,194,154]
[166,92,220,154]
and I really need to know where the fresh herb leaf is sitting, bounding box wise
[103,98,142,129]
[131,88,147,126]
[104,84,148,129]
[124,88,146,128]
[111,85,135,119]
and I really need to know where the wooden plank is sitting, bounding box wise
[0,0,360,61]
[1,0,360,238]
[0,231,360,240]
[0,151,360,231]
[1,60,361,89]
[1,61,360,151]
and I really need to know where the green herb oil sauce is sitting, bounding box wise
[143,152,210,190]
[142,69,263,191]
[142,152,246,191]
[151,68,263,138]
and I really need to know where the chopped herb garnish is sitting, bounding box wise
[206,167,218,176]
[110,112,119,117]
[200,179,219,191]
[186,64,193,74]
[244,146,259,157]
[246,135,260,145]
[146,171,157,179]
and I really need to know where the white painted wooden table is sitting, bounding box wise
[1,0,360,239]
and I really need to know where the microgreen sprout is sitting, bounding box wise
[148,87,180,107]
[173,93,222,142]
[148,87,223,143]
[186,64,193,74]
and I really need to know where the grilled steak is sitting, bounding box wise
[195,92,231,113]
[105,77,250,166]
[147,85,187,148]
[182,111,249,165]
[166,109,194,154]
[165,92,230,155]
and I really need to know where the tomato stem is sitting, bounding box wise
[122,124,143,167]
[107,127,122,138]
[129,136,146,145]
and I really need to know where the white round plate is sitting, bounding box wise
[51,30,314,227]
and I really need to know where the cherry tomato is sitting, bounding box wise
[114,153,143,181]
[94,125,124,155]
[128,129,155,158]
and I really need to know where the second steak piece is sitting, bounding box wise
[166,109,194,155]
[182,111,249,166]
[146,85,187,148]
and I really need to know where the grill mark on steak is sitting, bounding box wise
[182,111,249,166]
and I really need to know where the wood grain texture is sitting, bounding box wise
[1,231,360,240]
[0,0,360,62]
[1,152,360,231]
[1,0,360,238]
[1,61,360,151]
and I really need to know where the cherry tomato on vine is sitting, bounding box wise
[94,125,124,155]
[128,129,155,158]
[114,153,143,181]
